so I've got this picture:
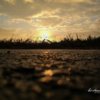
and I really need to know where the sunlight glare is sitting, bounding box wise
[39,31,53,42]
[42,34,49,40]
[40,31,50,40]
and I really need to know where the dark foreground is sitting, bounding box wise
[0,49,100,100]
[0,35,100,49]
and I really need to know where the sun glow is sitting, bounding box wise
[39,31,53,42]
[40,31,50,41]
[42,34,49,40]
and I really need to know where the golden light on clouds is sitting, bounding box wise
[0,0,100,41]
[24,0,33,3]
[4,0,15,4]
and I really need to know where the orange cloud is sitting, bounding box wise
[0,27,17,39]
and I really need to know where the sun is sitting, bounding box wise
[39,31,53,42]
[42,33,49,40]
[40,31,50,41]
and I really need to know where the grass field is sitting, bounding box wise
[0,35,100,49]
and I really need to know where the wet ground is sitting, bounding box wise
[0,49,100,100]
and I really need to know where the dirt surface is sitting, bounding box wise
[0,49,100,100]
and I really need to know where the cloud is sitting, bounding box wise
[24,0,33,3]
[4,0,15,4]
[0,27,17,39]
[32,17,63,27]
[0,0,100,21]
[0,0,100,40]
[90,18,100,31]
[45,0,93,3]
[0,0,43,21]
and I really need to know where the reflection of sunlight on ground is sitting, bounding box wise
[42,50,51,54]
[0,50,100,100]
[42,68,71,77]
[40,76,52,82]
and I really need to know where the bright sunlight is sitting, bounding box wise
[40,31,50,41]
[42,34,49,40]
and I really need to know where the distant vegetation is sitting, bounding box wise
[0,35,100,49]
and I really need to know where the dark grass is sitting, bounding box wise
[0,35,100,49]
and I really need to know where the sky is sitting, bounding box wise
[0,0,100,42]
